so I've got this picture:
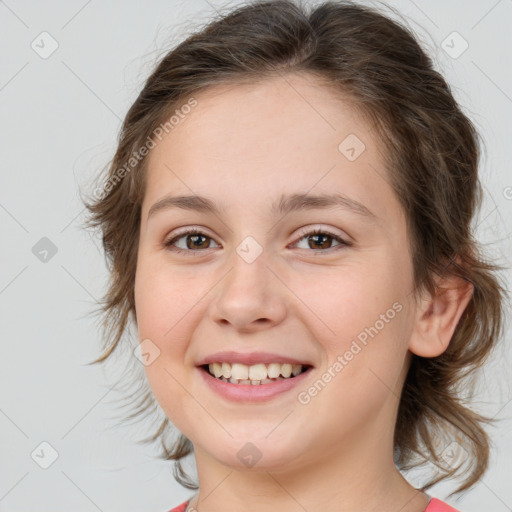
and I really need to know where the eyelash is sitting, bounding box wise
[163,227,352,255]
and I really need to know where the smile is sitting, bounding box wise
[204,362,309,384]
[198,363,314,402]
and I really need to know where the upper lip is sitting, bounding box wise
[196,351,314,367]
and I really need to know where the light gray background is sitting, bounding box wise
[1,1,511,511]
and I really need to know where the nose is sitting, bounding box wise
[208,250,288,333]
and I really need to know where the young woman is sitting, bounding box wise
[82,1,507,511]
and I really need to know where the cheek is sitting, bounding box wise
[134,256,199,342]
[133,256,215,405]
[133,260,202,428]
[299,284,409,439]
[312,265,407,345]
[309,258,411,397]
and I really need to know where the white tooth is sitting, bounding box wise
[267,363,281,379]
[221,362,231,379]
[292,364,302,376]
[249,363,268,380]
[215,362,303,382]
[280,363,292,378]
[211,362,223,378]
[231,363,249,380]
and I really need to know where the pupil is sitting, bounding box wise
[310,234,330,249]
[188,234,208,249]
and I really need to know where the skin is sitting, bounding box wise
[134,73,473,512]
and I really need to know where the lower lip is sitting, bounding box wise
[198,366,313,403]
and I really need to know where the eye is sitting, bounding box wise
[163,226,351,255]
[163,227,220,255]
[292,227,351,253]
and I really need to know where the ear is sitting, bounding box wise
[408,267,473,358]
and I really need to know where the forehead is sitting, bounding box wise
[142,73,396,224]
[150,73,372,161]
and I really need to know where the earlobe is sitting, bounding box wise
[408,276,474,358]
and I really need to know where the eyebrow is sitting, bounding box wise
[147,192,377,221]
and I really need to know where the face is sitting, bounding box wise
[134,73,417,474]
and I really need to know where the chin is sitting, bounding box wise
[204,434,302,472]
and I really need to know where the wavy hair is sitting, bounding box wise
[80,0,508,494]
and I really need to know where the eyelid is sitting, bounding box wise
[292,224,351,243]
[164,226,220,254]
[289,226,352,252]
[163,225,352,254]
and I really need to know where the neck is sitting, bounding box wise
[189,429,430,512]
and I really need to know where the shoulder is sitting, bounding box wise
[425,497,461,512]
[167,500,189,512]
[168,497,462,511]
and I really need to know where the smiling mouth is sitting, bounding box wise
[201,362,313,385]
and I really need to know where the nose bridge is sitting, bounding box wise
[210,237,287,330]
[223,239,272,301]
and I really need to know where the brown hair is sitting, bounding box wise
[80,0,508,495]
